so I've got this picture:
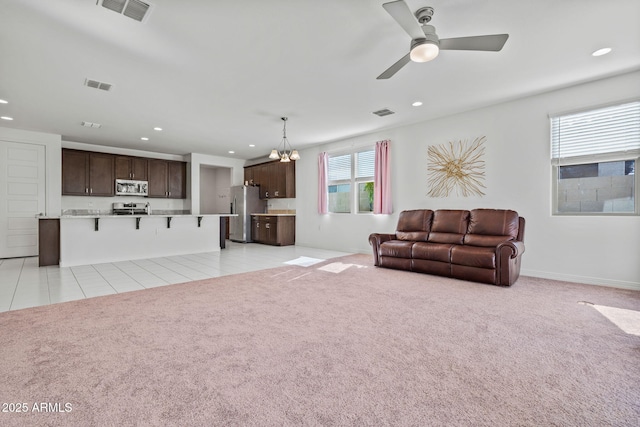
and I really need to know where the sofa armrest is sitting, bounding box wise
[497,240,525,258]
[368,233,396,266]
[496,240,525,286]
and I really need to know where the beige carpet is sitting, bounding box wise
[0,254,638,426]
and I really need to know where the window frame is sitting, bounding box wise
[327,147,375,214]
[550,100,640,216]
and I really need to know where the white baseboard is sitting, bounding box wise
[521,268,640,291]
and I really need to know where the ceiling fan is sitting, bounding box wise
[377,0,509,79]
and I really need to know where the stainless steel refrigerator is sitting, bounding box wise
[229,185,266,243]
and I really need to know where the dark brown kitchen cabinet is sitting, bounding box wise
[269,161,295,198]
[251,215,295,246]
[62,149,114,196]
[254,163,269,199]
[38,218,59,266]
[244,160,295,199]
[148,159,186,199]
[168,161,186,198]
[62,149,88,195]
[115,155,147,180]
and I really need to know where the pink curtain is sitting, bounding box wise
[374,140,392,214]
[318,152,328,214]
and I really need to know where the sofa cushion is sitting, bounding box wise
[379,240,414,258]
[464,209,519,247]
[451,245,497,269]
[428,210,469,244]
[396,209,433,241]
[412,242,453,263]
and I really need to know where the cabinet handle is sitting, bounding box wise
[90,188,93,194]
[265,224,270,229]
[85,188,88,193]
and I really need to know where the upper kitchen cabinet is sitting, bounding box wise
[62,149,114,196]
[244,160,295,199]
[271,161,295,198]
[148,159,186,199]
[115,155,148,180]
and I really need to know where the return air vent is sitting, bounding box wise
[84,78,113,92]
[99,0,153,23]
[81,121,102,129]
[373,108,395,117]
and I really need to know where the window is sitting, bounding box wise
[551,101,640,215]
[327,149,374,213]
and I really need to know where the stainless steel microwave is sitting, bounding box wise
[115,179,149,196]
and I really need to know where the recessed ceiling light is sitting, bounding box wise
[249,144,255,147]
[0,99,8,104]
[228,151,235,154]
[1,116,14,121]
[153,127,162,131]
[592,47,612,57]
[141,137,149,141]
[412,101,423,107]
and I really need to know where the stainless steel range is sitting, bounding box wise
[112,202,150,215]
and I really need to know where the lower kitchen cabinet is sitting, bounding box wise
[251,215,295,246]
[38,218,60,266]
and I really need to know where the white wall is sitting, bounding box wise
[295,71,640,290]
[199,166,232,214]
[0,127,61,216]
[187,153,246,215]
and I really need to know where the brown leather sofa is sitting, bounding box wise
[368,209,525,286]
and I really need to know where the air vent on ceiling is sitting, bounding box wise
[373,108,395,117]
[99,0,153,23]
[84,78,113,92]
[81,121,102,128]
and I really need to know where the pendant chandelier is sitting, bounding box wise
[269,117,300,162]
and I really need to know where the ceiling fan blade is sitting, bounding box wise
[382,0,424,40]
[377,53,411,80]
[439,34,509,51]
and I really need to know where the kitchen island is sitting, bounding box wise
[55,213,235,267]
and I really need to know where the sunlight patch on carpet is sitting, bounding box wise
[592,305,640,336]
[284,256,325,267]
[317,262,367,274]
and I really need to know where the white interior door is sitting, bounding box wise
[0,141,46,258]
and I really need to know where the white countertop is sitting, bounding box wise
[42,213,237,219]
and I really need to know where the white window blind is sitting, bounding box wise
[328,154,351,181]
[356,150,374,178]
[551,101,640,159]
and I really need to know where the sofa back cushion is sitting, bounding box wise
[463,209,520,247]
[396,209,433,241]
[428,210,470,244]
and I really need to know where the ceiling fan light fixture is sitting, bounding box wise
[410,39,439,62]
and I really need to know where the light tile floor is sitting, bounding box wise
[0,242,351,313]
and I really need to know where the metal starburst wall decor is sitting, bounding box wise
[427,136,486,197]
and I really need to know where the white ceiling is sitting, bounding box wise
[1,0,639,160]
